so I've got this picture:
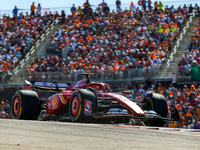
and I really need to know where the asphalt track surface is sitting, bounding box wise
[0,119,200,150]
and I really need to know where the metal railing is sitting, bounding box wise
[0,67,195,91]
[10,68,160,84]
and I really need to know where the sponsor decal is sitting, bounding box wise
[52,96,58,109]
[17,92,21,100]
[43,82,47,86]
[118,109,123,112]
[84,99,92,116]
[34,82,69,87]
[110,93,129,101]
[107,108,128,114]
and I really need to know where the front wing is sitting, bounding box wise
[92,108,179,123]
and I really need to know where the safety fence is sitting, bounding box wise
[5,67,194,83]
[1,68,160,85]
[23,68,159,82]
[0,68,196,91]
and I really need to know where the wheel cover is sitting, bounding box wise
[71,96,79,116]
[13,97,20,116]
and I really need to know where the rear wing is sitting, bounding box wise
[30,81,70,88]
[24,80,71,92]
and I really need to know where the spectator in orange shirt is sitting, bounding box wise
[30,2,36,16]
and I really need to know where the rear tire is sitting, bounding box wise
[69,89,97,122]
[12,90,40,120]
[151,93,168,118]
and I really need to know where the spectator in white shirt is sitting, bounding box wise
[116,5,123,13]
[138,85,146,95]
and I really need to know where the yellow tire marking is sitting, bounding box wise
[74,93,82,121]
[17,92,22,119]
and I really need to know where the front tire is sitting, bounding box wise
[69,89,97,122]
[12,90,40,120]
[144,92,168,127]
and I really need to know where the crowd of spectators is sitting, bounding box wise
[28,0,192,81]
[0,100,11,119]
[178,19,200,76]
[0,2,55,81]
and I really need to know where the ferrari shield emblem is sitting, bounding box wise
[84,99,92,116]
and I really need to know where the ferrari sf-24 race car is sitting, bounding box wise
[12,73,179,127]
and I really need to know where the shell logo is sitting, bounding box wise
[52,96,58,108]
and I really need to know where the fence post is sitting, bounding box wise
[22,72,25,85]
[128,70,131,83]
[2,74,5,91]
[75,72,78,82]
[101,71,104,83]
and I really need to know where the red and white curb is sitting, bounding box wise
[102,124,200,134]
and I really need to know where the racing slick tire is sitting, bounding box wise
[12,90,40,120]
[69,89,97,122]
[144,92,168,127]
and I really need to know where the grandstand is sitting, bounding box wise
[10,3,197,85]
[0,2,198,86]
[0,1,200,128]
[0,2,197,85]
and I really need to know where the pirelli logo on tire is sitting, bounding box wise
[74,93,82,121]
[17,92,21,100]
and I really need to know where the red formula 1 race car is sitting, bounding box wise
[11,73,179,127]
